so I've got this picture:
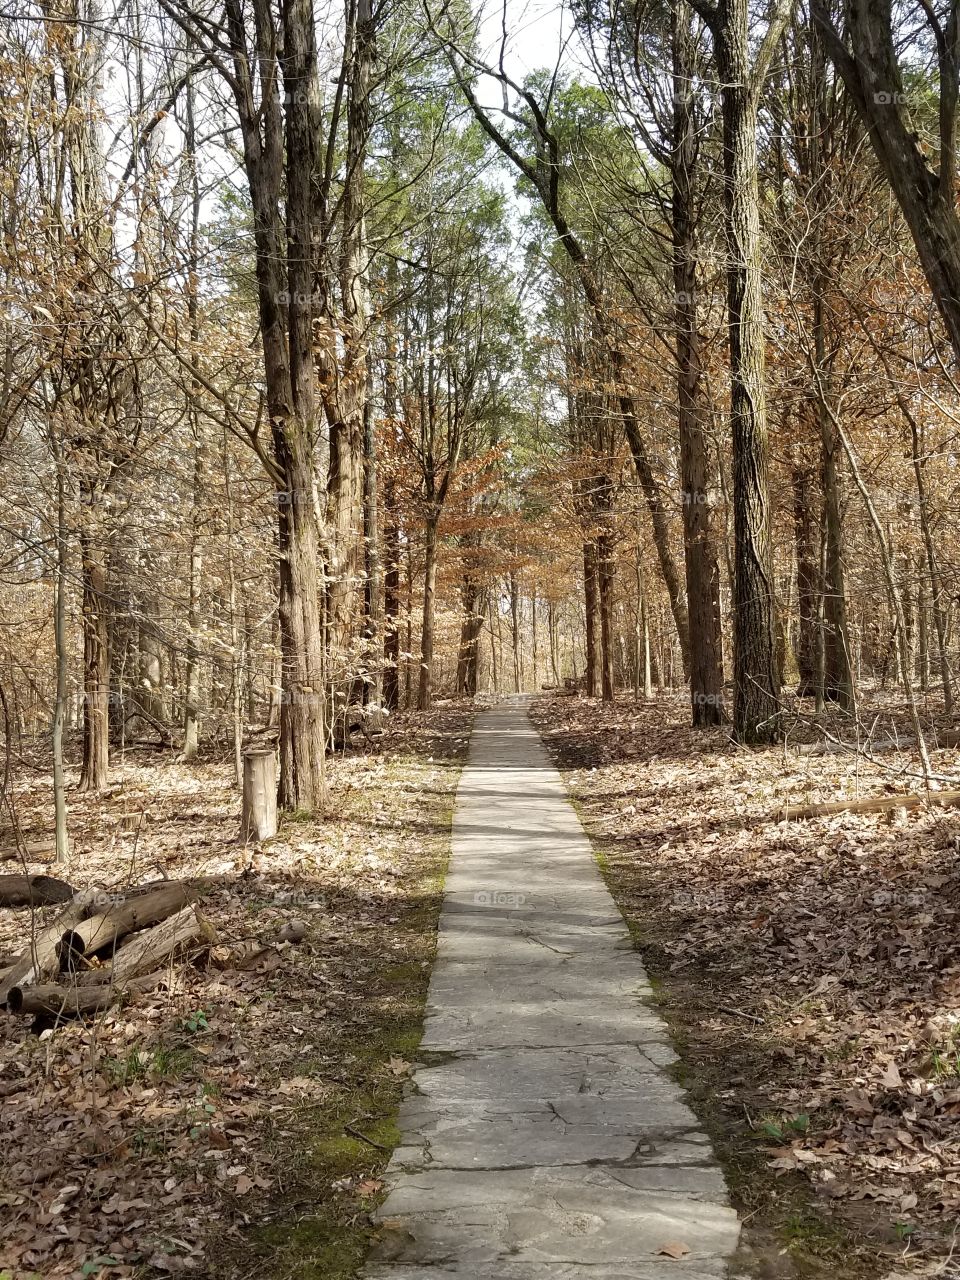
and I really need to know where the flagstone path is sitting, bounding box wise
[365,698,741,1279]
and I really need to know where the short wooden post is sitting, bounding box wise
[240,747,278,843]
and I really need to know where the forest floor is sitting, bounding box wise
[531,692,960,1280]
[0,704,472,1280]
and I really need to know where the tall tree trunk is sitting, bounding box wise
[597,526,615,701]
[814,0,960,367]
[53,451,69,861]
[715,2,780,741]
[324,0,374,662]
[673,0,724,724]
[79,527,109,792]
[362,367,382,703]
[382,478,401,711]
[792,445,819,696]
[457,575,484,695]
[182,73,203,763]
[583,540,599,697]
[417,515,439,710]
[509,571,522,692]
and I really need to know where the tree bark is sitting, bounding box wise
[792,445,819,695]
[673,0,725,724]
[417,514,439,710]
[714,0,781,741]
[583,539,599,698]
[813,0,960,366]
[79,529,110,791]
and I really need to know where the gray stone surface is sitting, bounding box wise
[365,699,740,1277]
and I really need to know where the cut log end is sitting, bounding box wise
[240,748,278,843]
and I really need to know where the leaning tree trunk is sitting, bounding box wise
[813,0,960,367]
[717,6,780,742]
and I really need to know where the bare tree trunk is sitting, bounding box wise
[792,444,819,696]
[382,478,401,711]
[714,0,781,741]
[224,439,243,788]
[79,528,109,792]
[457,575,485,695]
[487,591,500,695]
[814,0,960,366]
[323,0,374,664]
[673,0,724,724]
[417,515,439,710]
[53,452,69,862]
[583,540,599,697]
[182,75,203,763]
[509,571,522,692]
[362,365,382,703]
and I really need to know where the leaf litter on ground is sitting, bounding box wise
[531,691,960,1277]
[0,705,470,1280]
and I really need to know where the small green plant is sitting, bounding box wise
[755,1113,810,1140]
[930,1048,960,1079]
[182,1009,209,1034]
[103,1046,150,1086]
[132,1127,168,1157]
[81,1257,119,1276]
[151,1044,194,1079]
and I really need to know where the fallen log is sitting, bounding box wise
[7,971,165,1018]
[59,882,196,969]
[0,888,101,1005]
[776,789,960,822]
[78,906,216,986]
[0,874,75,908]
[0,839,56,864]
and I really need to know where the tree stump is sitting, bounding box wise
[240,747,278,843]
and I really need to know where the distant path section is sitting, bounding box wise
[365,697,741,1279]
